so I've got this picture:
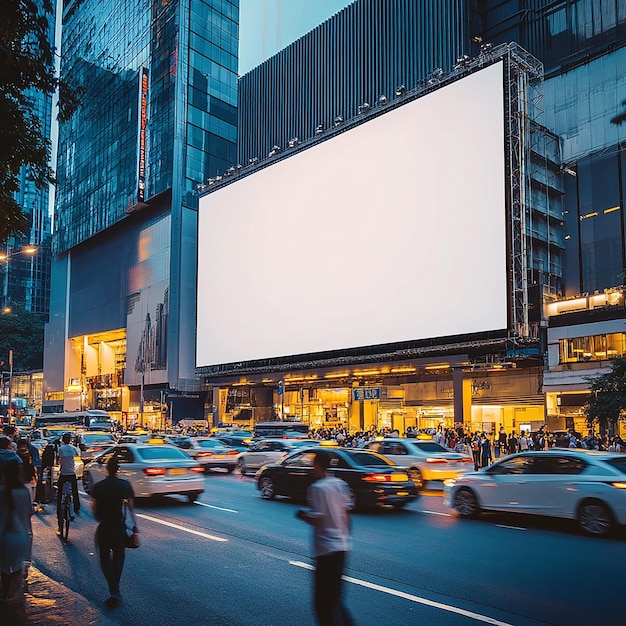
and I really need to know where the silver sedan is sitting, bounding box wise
[83,443,205,502]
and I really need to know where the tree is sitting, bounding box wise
[584,356,626,435]
[0,0,80,243]
[0,307,45,371]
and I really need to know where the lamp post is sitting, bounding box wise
[7,349,13,422]
[0,244,38,311]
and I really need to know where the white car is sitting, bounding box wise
[185,438,239,473]
[83,443,205,502]
[237,438,314,475]
[362,438,473,487]
[443,449,626,536]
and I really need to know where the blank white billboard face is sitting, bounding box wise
[197,61,507,368]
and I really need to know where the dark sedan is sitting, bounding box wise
[255,447,420,510]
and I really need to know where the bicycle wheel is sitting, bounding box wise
[62,499,71,542]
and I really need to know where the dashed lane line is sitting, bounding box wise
[135,513,228,541]
[289,561,513,626]
[422,510,452,517]
[496,524,527,531]
[194,502,238,513]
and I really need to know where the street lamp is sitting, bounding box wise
[0,245,37,310]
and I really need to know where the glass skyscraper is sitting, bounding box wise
[44,0,238,421]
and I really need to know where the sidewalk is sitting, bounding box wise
[0,566,115,626]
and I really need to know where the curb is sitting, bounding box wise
[0,566,115,626]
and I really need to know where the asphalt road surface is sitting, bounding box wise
[31,473,624,626]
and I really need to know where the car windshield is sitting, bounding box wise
[346,451,394,467]
[603,458,626,474]
[83,434,115,443]
[137,446,190,461]
[410,442,449,453]
[198,440,226,448]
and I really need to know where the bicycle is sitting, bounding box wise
[60,481,74,542]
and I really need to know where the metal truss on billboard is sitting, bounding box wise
[198,43,549,379]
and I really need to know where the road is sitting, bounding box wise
[31,472,624,626]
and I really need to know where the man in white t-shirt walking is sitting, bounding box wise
[56,432,81,535]
[297,451,353,625]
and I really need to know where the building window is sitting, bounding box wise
[559,332,626,363]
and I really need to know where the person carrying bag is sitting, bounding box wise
[91,456,137,608]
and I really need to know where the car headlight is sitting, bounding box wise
[443,479,456,488]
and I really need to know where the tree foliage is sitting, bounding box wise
[584,356,626,434]
[0,306,45,371]
[0,0,80,243]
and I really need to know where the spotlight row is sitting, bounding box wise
[195,43,496,194]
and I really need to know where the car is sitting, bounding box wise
[362,438,473,487]
[237,438,312,475]
[443,449,626,536]
[255,447,420,510]
[75,431,118,463]
[213,433,252,452]
[185,438,240,472]
[83,443,205,502]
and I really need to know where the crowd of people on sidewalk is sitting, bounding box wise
[0,424,138,613]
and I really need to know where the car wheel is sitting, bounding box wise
[83,472,93,496]
[237,458,247,475]
[187,492,199,503]
[409,467,424,489]
[578,500,614,536]
[226,466,235,474]
[259,476,276,499]
[453,488,480,518]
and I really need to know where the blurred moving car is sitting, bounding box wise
[237,438,311,475]
[83,443,205,502]
[362,438,473,487]
[185,438,239,473]
[444,449,626,536]
[256,447,420,510]
[213,432,252,452]
[75,431,117,463]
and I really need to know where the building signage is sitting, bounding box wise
[352,387,380,401]
[136,67,148,203]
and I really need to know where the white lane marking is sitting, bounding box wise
[195,502,238,513]
[423,510,452,517]
[136,513,228,542]
[496,524,526,531]
[289,561,513,626]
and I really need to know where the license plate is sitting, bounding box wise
[169,468,186,475]
[396,491,409,496]
[214,454,225,459]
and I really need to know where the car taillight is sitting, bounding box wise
[189,466,205,473]
[363,472,409,483]
[227,450,238,455]
[425,458,448,464]
[144,467,166,476]
[461,457,473,463]
[197,451,213,457]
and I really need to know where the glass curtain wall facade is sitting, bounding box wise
[44,0,238,419]
[237,0,469,165]
[471,0,626,296]
[4,0,54,316]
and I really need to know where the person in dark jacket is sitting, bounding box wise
[91,456,137,608]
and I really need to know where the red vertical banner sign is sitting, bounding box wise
[137,67,149,204]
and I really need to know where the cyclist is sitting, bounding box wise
[56,433,80,536]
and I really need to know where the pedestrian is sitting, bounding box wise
[91,456,137,608]
[480,435,492,468]
[471,434,481,470]
[0,460,33,603]
[56,433,81,536]
[296,451,353,626]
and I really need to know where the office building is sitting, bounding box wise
[43,0,239,424]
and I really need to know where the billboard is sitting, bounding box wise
[197,61,507,368]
